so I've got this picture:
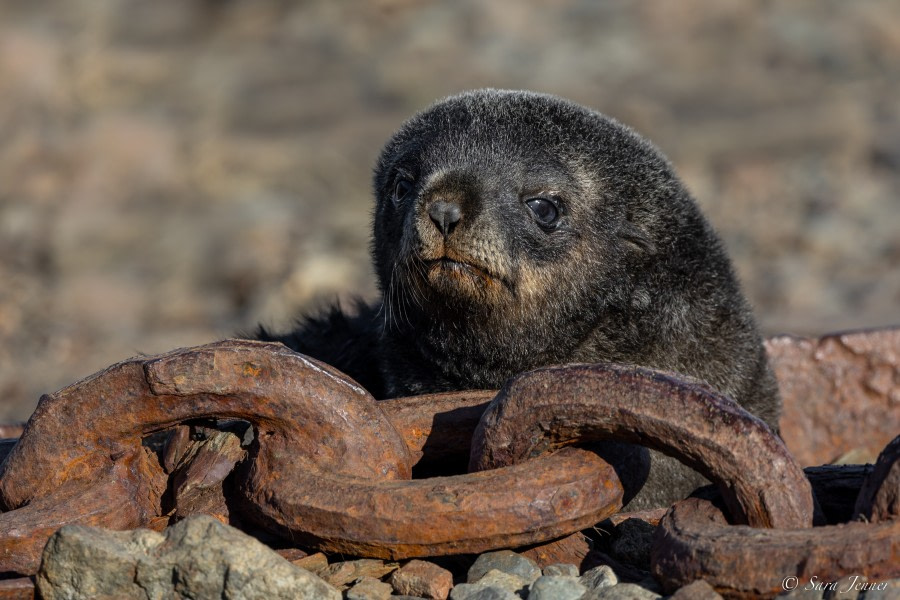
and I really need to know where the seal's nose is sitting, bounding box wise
[427,200,462,237]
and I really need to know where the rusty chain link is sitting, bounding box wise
[652,435,900,598]
[0,326,897,594]
[0,340,623,574]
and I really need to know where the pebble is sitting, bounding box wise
[859,577,900,599]
[449,583,520,600]
[778,586,824,599]
[580,565,618,591]
[473,569,529,596]
[528,575,588,600]
[467,550,541,585]
[584,582,662,599]
[291,551,328,573]
[669,579,722,600]
[542,563,580,577]
[319,558,397,589]
[345,576,393,600]
[390,559,454,600]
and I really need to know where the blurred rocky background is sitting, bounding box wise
[0,0,898,420]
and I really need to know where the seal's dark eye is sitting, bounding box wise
[393,178,414,204]
[525,197,560,226]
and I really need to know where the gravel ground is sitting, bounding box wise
[1,0,898,419]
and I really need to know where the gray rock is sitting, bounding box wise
[825,576,864,600]
[36,515,340,600]
[474,569,528,596]
[543,563,580,577]
[528,575,588,600]
[860,577,900,599]
[580,565,618,591]
[634,577,663,595]
[584,582,661,600]
[777,585,824,599]
[37,527,165,599]
[346,576,394,600]
[669,579,722,600]
[467,550,541,584]
[449,583,520,600]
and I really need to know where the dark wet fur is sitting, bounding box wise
[255,90,781,510]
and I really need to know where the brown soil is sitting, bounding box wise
[1,1,897,419]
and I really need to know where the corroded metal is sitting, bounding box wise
[651,439,900,598]
[651,497,900,598]
[766,327,900,466]
[0,577,34,600]
[378,390,494,468]
[0,340,623,572]
[0,325,895,584]
[853,434,900,523]
[470,363,814,529]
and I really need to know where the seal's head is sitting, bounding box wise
[372,90,677,343]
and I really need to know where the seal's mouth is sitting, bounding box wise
[421,253,509,293]
[426,258,490,280]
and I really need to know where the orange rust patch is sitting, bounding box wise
[239,362,262,378]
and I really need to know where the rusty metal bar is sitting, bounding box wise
[470,363,813,529]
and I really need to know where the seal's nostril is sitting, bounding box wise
[427,200,462,236]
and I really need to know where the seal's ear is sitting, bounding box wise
[619,221,657,255]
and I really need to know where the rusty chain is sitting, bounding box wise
[0,340,622,574]
[0,326,896,594]
[652,435,900,598]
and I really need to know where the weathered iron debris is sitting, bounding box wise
[651,438,900,597]
[0,340,623,574]
[0,326,896,599]
[470,363,813,529]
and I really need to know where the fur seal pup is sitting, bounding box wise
[257,89,780,509]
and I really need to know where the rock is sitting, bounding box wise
[669,579,722,600]
[520,532,591,568]
[581,550,649,583]
[610,519,655,568]
[389,559,454,600]
[634,577,663,595]
[36,515,340,600]
[778,586,824,599]
[528,575,588,600]
[319,558,397,589]
[584,582,661,599]
[346,576,394,600]
[473,569,528,596]
[449,583,520,600]
[859,577,900,599]
[580,565,618,591]
[37,526,165,598]
[0,576,35,600]
[291,551,328,573]
[823,576,863,600]
[542,563,580,577]
[274,547,308,561]
[467,550,541,584]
